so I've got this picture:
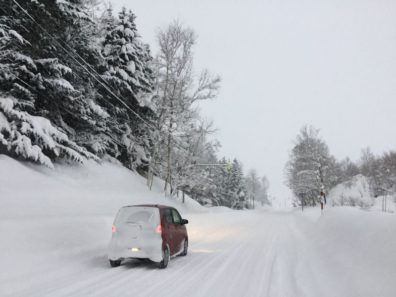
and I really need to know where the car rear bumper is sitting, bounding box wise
[108,237,163,262]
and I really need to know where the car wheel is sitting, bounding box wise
[109,260,121,267]
[158,245,170,269]
[181,239,188,256]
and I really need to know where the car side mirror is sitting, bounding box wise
[181,219,189,225]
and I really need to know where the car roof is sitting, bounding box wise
[122,204,173,209]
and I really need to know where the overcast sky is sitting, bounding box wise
[110,0,396,205]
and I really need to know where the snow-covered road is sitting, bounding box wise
[2,209,395,297]
[1,211,303,297]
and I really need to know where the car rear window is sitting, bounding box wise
[115,207,159,226]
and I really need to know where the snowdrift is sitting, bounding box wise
[327,174,374,208]
[0,154,206,295]
[296,207,396,297]
[0,155,204,218]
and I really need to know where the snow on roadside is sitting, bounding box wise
[0,154,207,295]
[0,155,205,218]
[295,207,396,297]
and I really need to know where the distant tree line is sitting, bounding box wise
[285,125,396,207]
[0,0,269,208]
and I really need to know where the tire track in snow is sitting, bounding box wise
[5,211,329,297]
[267,220,303,297]
[87,213,267,297]
[53,217,250,297]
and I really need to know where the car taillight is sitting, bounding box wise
[155,224,162,234]
[112,225,117,233]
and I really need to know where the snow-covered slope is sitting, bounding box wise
[0,155,204,218]
[0,155,205,296]
[327,174,374,208]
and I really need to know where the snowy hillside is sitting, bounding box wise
[0,155,206,296]
[0,155,203,218]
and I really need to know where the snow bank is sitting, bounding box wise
[0,154,205,218]
[0,155,210,295]
[327,174,374,208]
[295,207,396,297]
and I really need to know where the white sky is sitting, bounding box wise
[110,0,396,204]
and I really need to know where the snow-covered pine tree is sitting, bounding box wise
[206,157,247,208]
[1,1,158,170]
[229,159,247,208]
[3,0,104,141]
[212,157,230,206]
[0,12,97,166]
[40,0,115,154]
[187,140,221,205]
[99,7,155,170]
[102,7,154,101]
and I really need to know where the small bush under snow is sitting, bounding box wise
[328,174,374,208]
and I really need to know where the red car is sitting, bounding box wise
[108,204,189,269]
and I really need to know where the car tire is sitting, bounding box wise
[109,260,121,267]
[158,245,170,269]
[181,239,188,256]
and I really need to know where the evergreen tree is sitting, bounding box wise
[228,159,247,208]
[101,7,154,104]
[207,157,248,208]
[0,11,96,166]
[99,7,155,170]
[215,157,231,206]
[1,1,156,168]
[7,0,110,150]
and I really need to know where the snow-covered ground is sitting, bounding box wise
[1,155,395,297]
